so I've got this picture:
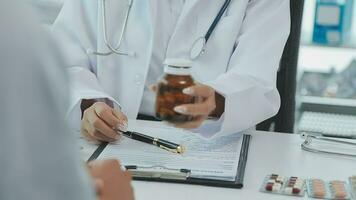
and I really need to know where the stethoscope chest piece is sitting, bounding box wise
[189,0,232,60]
[190,37,206,60]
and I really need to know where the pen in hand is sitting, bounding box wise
[114,129,185,154]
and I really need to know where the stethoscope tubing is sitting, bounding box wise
[92,0,232,58]
[92,0,133,56]
[190,0,232,60]
[205,0,231,42]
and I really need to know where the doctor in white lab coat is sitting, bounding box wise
[53,0,290,141]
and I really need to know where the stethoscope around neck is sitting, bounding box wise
[86,0,135,57]
[87,0,232,60]
[190,0,232,60]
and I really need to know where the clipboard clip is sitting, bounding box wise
[125,165,191,180]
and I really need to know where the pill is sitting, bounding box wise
[334,191,347,199]
[314,188,326,193]
[314,187,325,192]
[265,183,274,191]
[313,190,326,198]
[295,181,304,185]
[293,188,301,194]
[313,186,324,189]
[312,183,324,187]
[331,185,344,190]
[296,179,304,184]
[332,183,343,187]
[267,179,276,184]
[332,187,346,192]
[313,185,326,191]
[331,184,345,190]
[294,182,304,186]
[276,177,284,182]
[331,180,344,184]
[312,182,324,186]
[332,184,344,187]
[313,184,324,188]
[272,184,281,192]
[312,179,324,183]
[295,184,303,189]
[331,182,344,186]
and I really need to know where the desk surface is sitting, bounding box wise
[79,126,356,200]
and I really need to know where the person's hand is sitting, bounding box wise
[172,85,218,129]
[81,102,128,142]
[88,159,134,200]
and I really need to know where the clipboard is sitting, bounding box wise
[88,134,251,189]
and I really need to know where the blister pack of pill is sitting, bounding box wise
[349,176,356,199]
[260,174,285,193]
[306,179,351,200]
[282,176,306,196]
[260,174,306,197]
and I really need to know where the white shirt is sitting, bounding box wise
[138,0,185,116]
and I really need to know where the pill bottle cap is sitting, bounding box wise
[163,58,193,75]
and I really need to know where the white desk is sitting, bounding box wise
[79,129,356,200]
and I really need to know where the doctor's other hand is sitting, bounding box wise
[173,85,224,129]
[81,101,128,143]
[88,159,134,200]
[151,84,225,129]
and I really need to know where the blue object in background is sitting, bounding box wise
[313,0,354,46]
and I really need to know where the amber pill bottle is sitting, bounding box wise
[155,59,195,123]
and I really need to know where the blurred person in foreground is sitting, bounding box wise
[0,1,133,200]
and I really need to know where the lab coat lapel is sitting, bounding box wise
[96,0,154,118]
[165,0,225,60]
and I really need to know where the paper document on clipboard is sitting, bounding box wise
[98,120,243,181]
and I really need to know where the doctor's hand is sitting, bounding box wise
[81,101,128,143]
[88,159,134,200]
[173,85,225,129]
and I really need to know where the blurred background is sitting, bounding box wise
[32,0,356,135]
[297,0,356,136]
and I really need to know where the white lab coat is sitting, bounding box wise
[53,0,290,138]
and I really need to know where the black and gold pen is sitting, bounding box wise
[115,130,185,154]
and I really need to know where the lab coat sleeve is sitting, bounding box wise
[205,0,291,137]
[52,0,120,131]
